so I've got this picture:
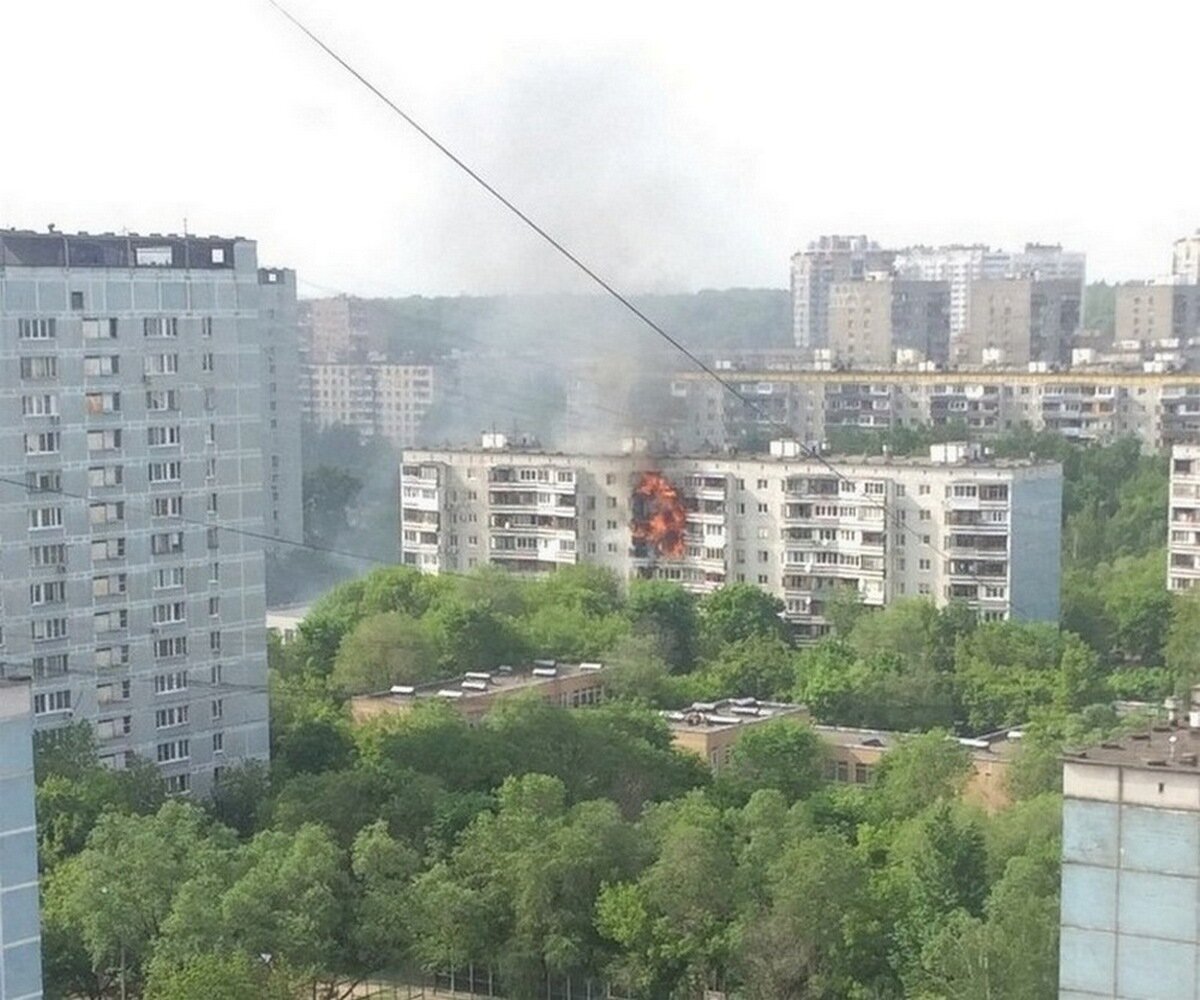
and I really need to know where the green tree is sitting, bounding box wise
[694,636,799,702]
[737,833,881,999]
[699,583,788,652]
[716,720,825,805]
[625,580,699,672]
[144,951,294,1000]
[331,611,439,695]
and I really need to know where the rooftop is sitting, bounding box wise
[403,444,1053,471]
[1064,723,1200,771]
[0,228,246,269]
[355,660,605,706]
[663,698,810,734]
[812,724,1023,760]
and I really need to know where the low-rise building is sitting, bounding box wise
[1059,716,1200,999]
[663,698,811,771]
[663,700,1019,810]
[815,724,1019,812]
[349,661,606,725]
[0,677,43,1000]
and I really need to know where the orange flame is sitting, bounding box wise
[631,471,688,559]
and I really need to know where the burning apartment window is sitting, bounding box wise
[631,471,687,559]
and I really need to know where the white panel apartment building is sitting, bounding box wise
[304,361,436,448]
[672,369,1200,453]
[401,437,1061,638]
[1169,444,1200,592]
[0,229,271,797]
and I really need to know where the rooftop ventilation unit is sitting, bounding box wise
[533,658,557,669]
[730,706,762,716]
[532,667,558,678]
[437,689,465,699]
[463,671,492,682]
[708,714,742,726]
[579,662,603,671]
[389,685,416,696]
[461,680,488,692]
[497,665,514,674]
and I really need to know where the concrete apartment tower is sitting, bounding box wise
[1173,230,1200,284]
[790,235,894,349]
[0,677,43,1000]
[257,268,304,553]
[401,437,1062,638]
[1169,444,1200,592]
[0,229,271,796]
[1059,708,1200,999]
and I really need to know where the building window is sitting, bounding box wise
[29,506,63,530]
[21,356,59,379]
[156,739,190,763]
[164,773,191,795]
[143,317,179,338]
[33,689,71,715]
[70,291,84,311]
[212,732,224,754]
[19,318,57,340]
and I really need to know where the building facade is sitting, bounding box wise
[303,361,437,449]
[670,368,1200,453]
[961,277,1080,366]
[257,268,303,552]
[790,235,893,349]
[1169,444,1200,591]
[0,229,271,796]
[400,437,1061,638]
[1059,722,1200,999]
[0,678,43,1000]
[826,278,951,367]
[895,242,1086,359]
[1174,230,1200,284]
[1114,282,1200,344]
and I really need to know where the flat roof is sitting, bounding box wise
[402,447,1052,471]
[1064,724,1200,771]
[663,699,809,734]
[355,661,604,705]
[813,724,1023,760]
[0,228,245,269]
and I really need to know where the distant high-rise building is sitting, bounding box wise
[961,277,1080,366]
[1115,282,1200,344]
[401,437,1062,639]
[303,361,438,448]
[257,269,303,553]
[1173,230,1200,284]
[895,243,1085,361]
[0,677,43,1000]
[300,295,372,362]
[0,228,271,797]
[826,277,950,366]
[790,235,893,349]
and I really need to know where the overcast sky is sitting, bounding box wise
[2,0,1198,297]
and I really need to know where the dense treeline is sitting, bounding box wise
[38,552,1200,999]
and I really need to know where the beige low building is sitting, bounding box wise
[349,661,605,725]
[663,699,812,771]
[816,724,1021,812]
[664,700,1019,810]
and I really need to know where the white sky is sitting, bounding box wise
[2,0,1198,296]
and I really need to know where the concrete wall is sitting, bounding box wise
[0,681,43,1000]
